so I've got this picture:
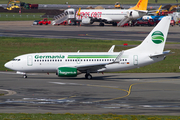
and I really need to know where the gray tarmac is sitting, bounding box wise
[0,72,180,115]
[0,21,180,42]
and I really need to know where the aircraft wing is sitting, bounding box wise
[75,62,109,72]
[117,10,147,26]
[76,51,124,72]
[85,16,113,22]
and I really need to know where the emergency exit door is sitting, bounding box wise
[27,55,33,66]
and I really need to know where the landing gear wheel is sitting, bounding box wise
[112,22,117,26]
[23,75,27,78]
[85,74,92,79]
[99,23,104,26]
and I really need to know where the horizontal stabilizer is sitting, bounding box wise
[149,50,172,57]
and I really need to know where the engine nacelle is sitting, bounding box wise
[57,67,77,77]
[82,17,93,24]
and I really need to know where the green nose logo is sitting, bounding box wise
[151,31,164,44]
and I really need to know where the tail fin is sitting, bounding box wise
[129,0,148,10]
[156,5,162,14]
[130,16,171,54]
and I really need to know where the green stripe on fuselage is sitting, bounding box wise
[68,55,117,58]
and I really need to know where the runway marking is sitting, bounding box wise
[0,89,17,96]
[92,83,139,102]
[50,80,179,103]
[50,82,130,102]
[58,95,77,100]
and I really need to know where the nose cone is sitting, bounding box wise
[4,61,12,69]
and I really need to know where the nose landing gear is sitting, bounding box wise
[23,75,27,78]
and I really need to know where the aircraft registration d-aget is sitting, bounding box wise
[5,16,171,79]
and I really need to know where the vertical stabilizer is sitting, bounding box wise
[129,16,171,54]
[129,0,148,10]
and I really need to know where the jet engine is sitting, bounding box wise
[57,67,77,77]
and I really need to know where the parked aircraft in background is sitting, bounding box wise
[5,16,171,79]
[52,0,148,26]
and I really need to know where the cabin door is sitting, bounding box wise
[133,55,138,65]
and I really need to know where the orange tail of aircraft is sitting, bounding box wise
[129,0,148,10]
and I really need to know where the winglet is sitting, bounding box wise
[114,51,124,63]
[77,7,81,16]
[108,45,115,53]
[156,5,162,14]
[129,0,148,10]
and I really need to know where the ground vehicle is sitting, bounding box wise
[7,0,20,10]
[33,20,40,25]
[134,19,157,26]
[170,19,175,26]
[7,3,20,10]
[38,18,51,25]
[20,2,38,9]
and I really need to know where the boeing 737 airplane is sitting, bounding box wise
[77,0,148,26]
[52,0,148,26]
[5,16,171,79]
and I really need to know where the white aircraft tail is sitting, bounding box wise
[129,16,171,55]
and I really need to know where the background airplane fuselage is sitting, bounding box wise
[76,9,144,22]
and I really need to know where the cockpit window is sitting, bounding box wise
[69,11,74,15]
[12,59,21,61]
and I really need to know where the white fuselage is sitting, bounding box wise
[75,9,145,22]
[4,51,164,74]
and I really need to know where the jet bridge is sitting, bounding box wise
[51,8,77,25]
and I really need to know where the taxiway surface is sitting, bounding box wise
[0,72,180,115]
[0,21,180,42]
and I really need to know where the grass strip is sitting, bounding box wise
[0,13,52,21]
[0,113,180,120]
[1,37,180,73]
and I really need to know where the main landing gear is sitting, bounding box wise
[85,73,92,79]
[23,74,27,78]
